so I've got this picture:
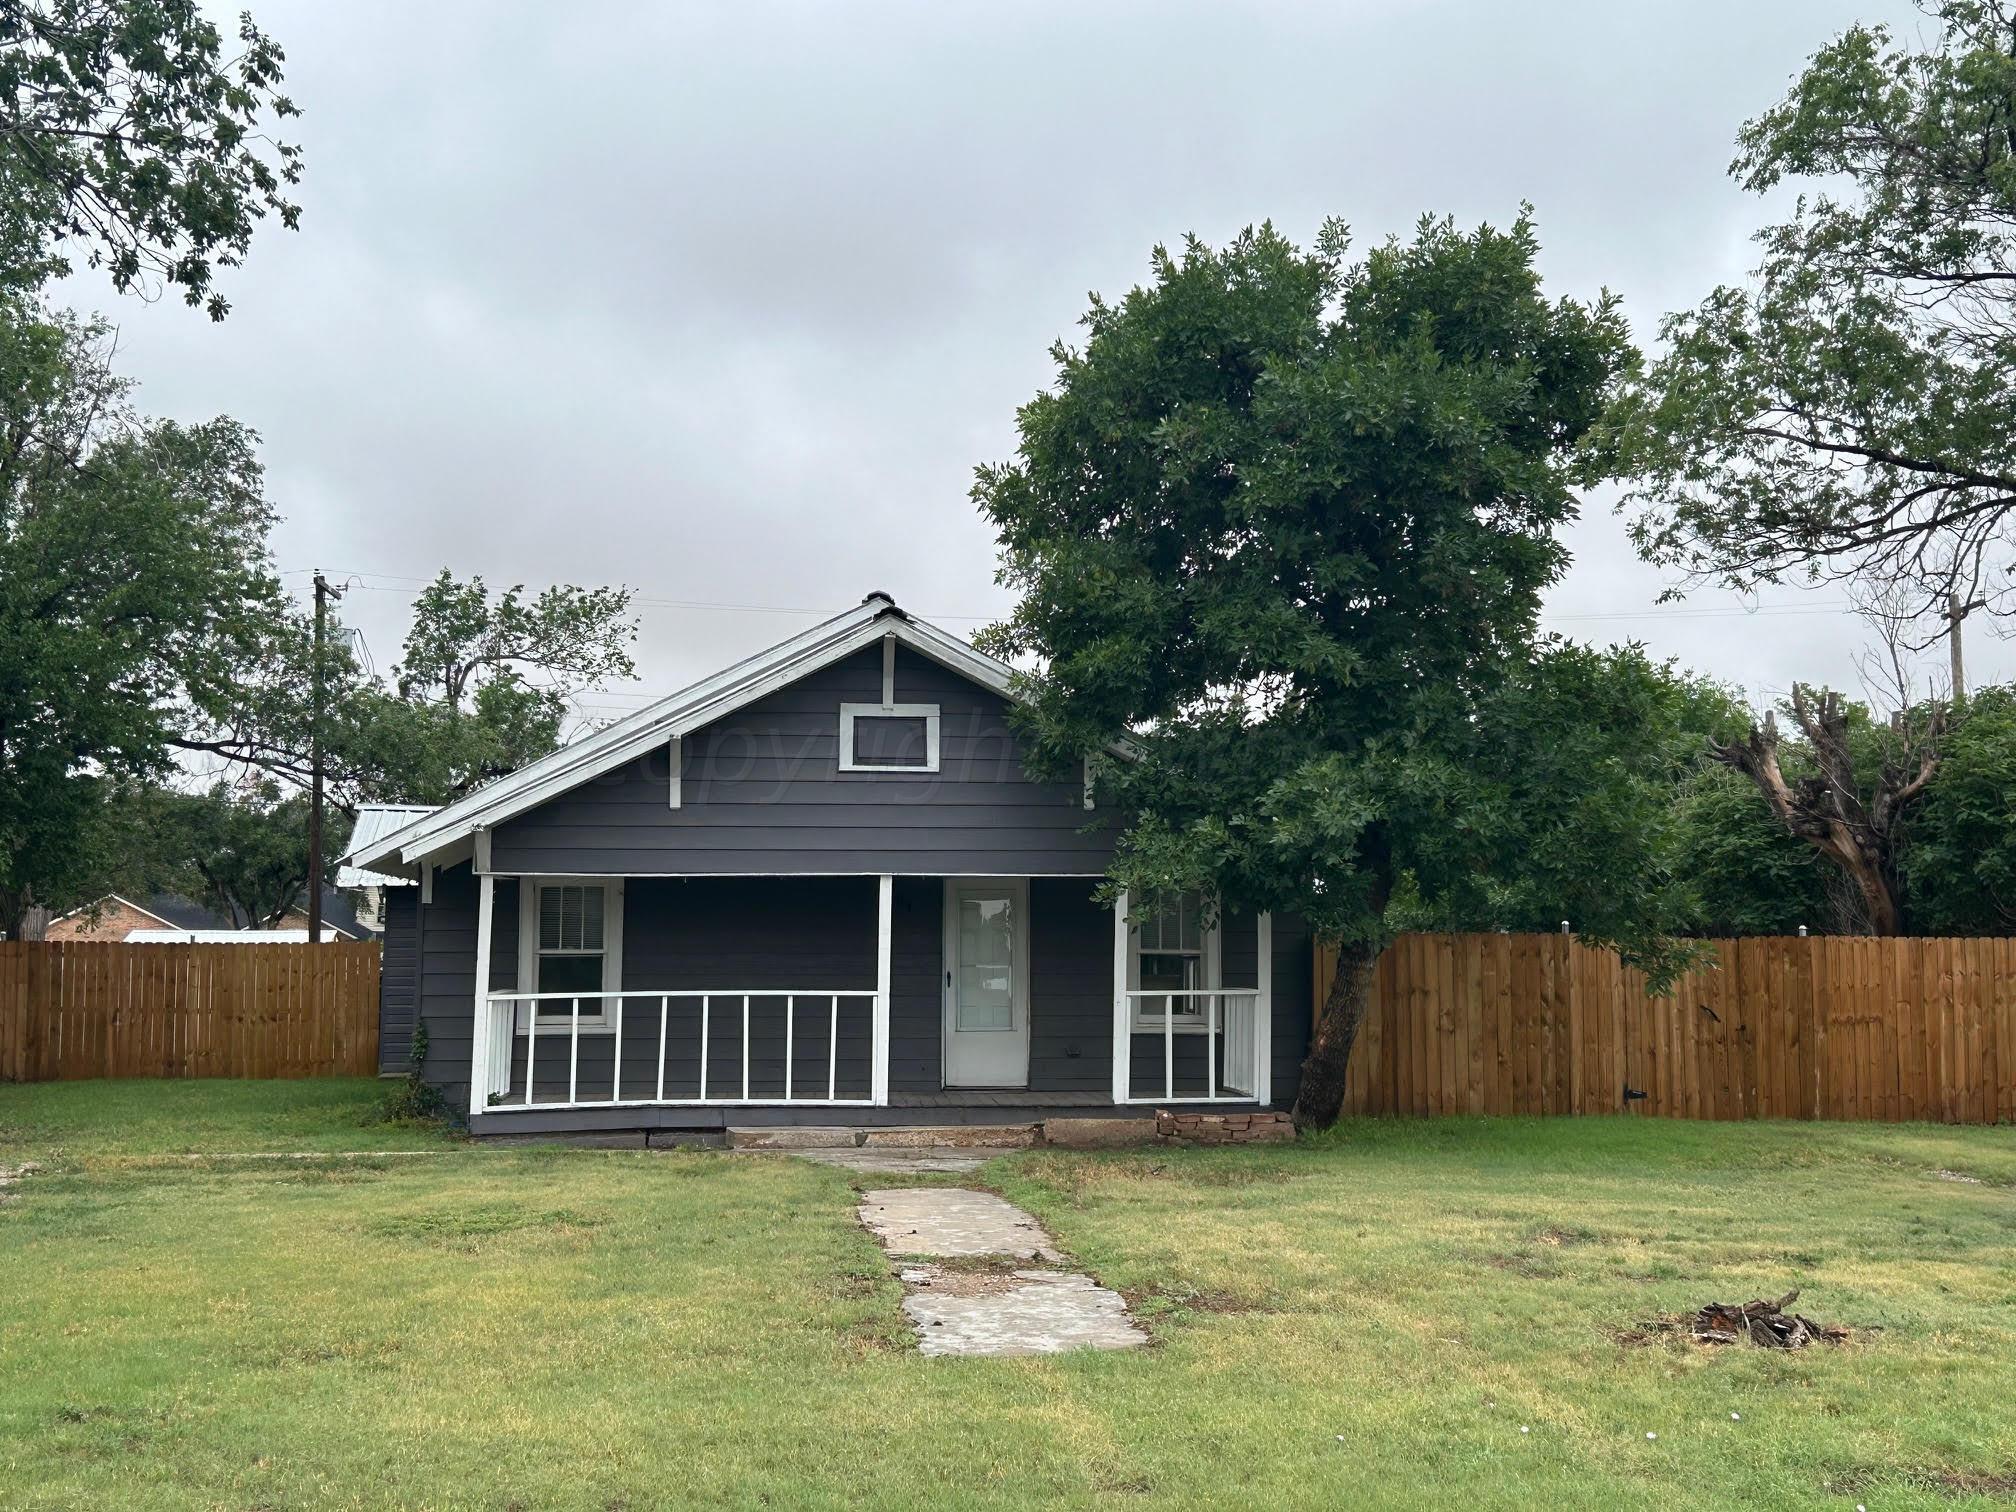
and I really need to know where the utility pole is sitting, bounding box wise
[1947,591,1967,702]
[308,572,343,944]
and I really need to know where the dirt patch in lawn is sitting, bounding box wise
[1827,1466,2016,1500]
[1124,1283,1270,1319]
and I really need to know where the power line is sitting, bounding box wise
[300,567,1861,626]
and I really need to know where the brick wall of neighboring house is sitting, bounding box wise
[45,899,174,941]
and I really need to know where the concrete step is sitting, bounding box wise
[725,1127,863,1150]
[859,1124,1037,1150]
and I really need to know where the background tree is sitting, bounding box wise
[327,571,639,805]
[1898,685,2016,932]
[1710,687,1941,935]
[977,214,1673,1129]
[1608,1,2016,631]
[1666,765,1833,936]
[136,779,342,927]
[0,0,303,316]
[0,298,292,938]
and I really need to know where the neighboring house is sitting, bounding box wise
[47,889,368,942]
[337,804,432,934]
[344,592,1312,1132]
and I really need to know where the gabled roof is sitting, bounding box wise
[336,805,438,888]
[345,593,1050,876]
[53,889,365,939]
[51,893,192,930]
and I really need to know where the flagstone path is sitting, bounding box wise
[857,1186,1146,1357]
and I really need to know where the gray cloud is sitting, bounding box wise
[80,0,2003,720]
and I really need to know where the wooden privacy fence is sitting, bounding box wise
[0,940,379,1083]
[1318,933,2016,1124]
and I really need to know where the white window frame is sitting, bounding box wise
[838,702,941,773]
[516,877,624,1033]
[1128,891,1220,1032]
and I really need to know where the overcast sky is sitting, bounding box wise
[70,0,2009,722]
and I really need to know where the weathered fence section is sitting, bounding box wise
[1317,933,2015,1124]
[0,940,379,1082]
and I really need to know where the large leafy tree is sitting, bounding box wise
[130,778,344,928]
[1667,765,1833,937]
[0,0,303,317]
[326,572,639,806]
[0,298,291,937]
[1609,1,2016,626]
[175,571,640,811]
[1900,685,2016,932]
[977,215,1674,1128]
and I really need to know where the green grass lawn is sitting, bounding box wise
[2,1082,2013,1509]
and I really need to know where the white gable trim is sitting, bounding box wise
[51,893,180,929]
[349,596,1094,874]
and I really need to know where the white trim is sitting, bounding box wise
[346,597,1142,874]
[1255,911,1274,1106]
[419,862,433,906]
[465,869,1114,879]
[469,872,495,1118]
[667,735,681,809]
[473,827,492,875]
[336,803,437,888]
[940,877,1032,1088]
[881,633,896,706]
[1110,889,1131,1106]
[838,702,940,773]
[873,875,893,1105]
[49,893,182,929]
[516,876,625,1032]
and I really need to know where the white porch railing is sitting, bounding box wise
[478,990,879,1112]
[1120,989,1262,1104]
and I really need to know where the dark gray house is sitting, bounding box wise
[344,593,1311,1135]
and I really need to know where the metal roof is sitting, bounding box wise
[336,805,438,888]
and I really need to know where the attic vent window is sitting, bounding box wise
[839,703,940,772]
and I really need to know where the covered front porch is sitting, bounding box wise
[460,867,1274,1123]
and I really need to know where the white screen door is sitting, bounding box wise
[942,878,1030,1087]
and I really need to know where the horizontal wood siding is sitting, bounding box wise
[411,864,483,1112]
[889,877,943,1094]
[1029,878,1112,1093]
[1322,932,2016,1124]
[490,646,1117,876]
[377,887,419,1074]
[0,940,379,1082]
[501,877,880,1103]
[405,870,1317,1113]
[1271,912,1314,1104]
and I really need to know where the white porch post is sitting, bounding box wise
[469,870,495,1119]
[1255,911,1275,1106]
[1110,889,1131,1105]
[872,874,893,1105]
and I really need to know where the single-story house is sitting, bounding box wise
[343,592,1312,1135]
[46,889,367,942]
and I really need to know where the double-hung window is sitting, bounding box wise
[1130,890,1218,1030]
[518,879,623,1030]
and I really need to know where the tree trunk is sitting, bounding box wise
[1291,937,1380,1131]
[1712,687,1938,938]
[0,886,30,943]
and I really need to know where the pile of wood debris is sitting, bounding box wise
[1630,1288,1847,1349]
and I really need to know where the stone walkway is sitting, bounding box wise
[857,1186,1146,1357]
